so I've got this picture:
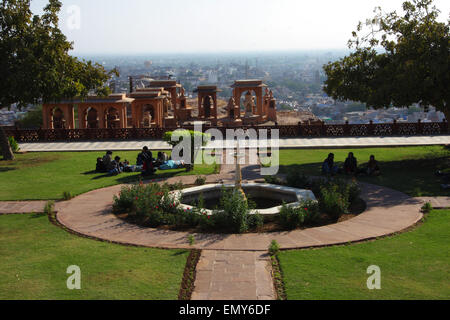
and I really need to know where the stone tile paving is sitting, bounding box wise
[191,251,275,300]
[415,197,450,209]
[17,135,450,152]
[0,201,47,214]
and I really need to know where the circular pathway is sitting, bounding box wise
[55,178,424,251]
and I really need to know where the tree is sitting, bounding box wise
[323,0,449,121]
[0,0,116,160]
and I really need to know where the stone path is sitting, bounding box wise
[415,197,450,209]
[17,135,450,152]
[191,251,275,300]
[0,201,47,214]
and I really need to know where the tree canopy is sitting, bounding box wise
[0,0,115,109]
[323,0,449,120]
[0,0,116,160]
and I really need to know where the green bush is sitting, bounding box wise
[277,200,320,230]
[421,202,433,214]
[319,184,349,219]
[248,213,264,230]
[195,175,207,186]
[8,136,19,153]
[264,175,284,185]
[62,191,73,200]
[210,188,252,233]
[269,240,280,256]
[286,170,310,189]
[44,201,54,215]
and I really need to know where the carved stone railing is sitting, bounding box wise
[4,119,448,142]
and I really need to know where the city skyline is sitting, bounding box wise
[30,0,450,54]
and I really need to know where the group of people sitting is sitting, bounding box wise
[322,152,380,176]
[95,147,186,176]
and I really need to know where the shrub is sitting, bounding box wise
[286,170,310,189]
[195,175,207,186]
[319,184,349,219]
[8,136,19,153]
[269,240,280,256]
[421,202,433,214]
[44,201,54,215]
[188,234,195,246]
[277,200,320,230]
[264,175,283,185]
[62,191,73,200]
[210,188,253,233]
[248,213,264,230]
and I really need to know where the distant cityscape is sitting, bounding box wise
[1,51,445,126]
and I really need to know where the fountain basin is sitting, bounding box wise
[172,183,316,216]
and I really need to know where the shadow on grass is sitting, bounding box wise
[278,156,450,197]
[0,167,16,172]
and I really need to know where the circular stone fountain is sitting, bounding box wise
[174,183,316,216]
[172,150,316,216]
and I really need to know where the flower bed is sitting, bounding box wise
[112,176,365,234]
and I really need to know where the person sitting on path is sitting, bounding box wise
[322,153,339,175]
[366,155,381,176]
[344,152,358,175]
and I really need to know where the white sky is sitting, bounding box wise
[30,0,450,54]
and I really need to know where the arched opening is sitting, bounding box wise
[142,104,155,128]
[106,107,120,129]
[202,95,213,118]
[86,107,99,129]
[240,90,257,117]
[52,107,65,129]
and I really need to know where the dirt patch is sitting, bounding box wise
[0,154,64,169]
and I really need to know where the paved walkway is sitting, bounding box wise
[0,201,47,214]
[54,181,425,251]
[191,251,275,300]
[415,197,450,209]
[17,135,450,152]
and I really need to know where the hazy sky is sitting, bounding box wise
[30,0,450,54]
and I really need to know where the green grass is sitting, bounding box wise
[274,145,450,196]
[0,213,189,299]
[278,210,450,300]
[0,150,216,200]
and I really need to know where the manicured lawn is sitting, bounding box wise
[275,145,450,196]
[0,213,189,299]
[278,210,450,300]
[0,150,217,200]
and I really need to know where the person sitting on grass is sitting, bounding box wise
[139,146,156,176]
[366,155,381,176]
[155,151,169,167]
[344,152,358,175]
[108,156,123,176]
[322,153,339,175]
[97,150,113,173]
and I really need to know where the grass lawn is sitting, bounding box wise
[278,210,450,300]
[0,150,218,200]
[274,145,450,196]
[0,213,189,299]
